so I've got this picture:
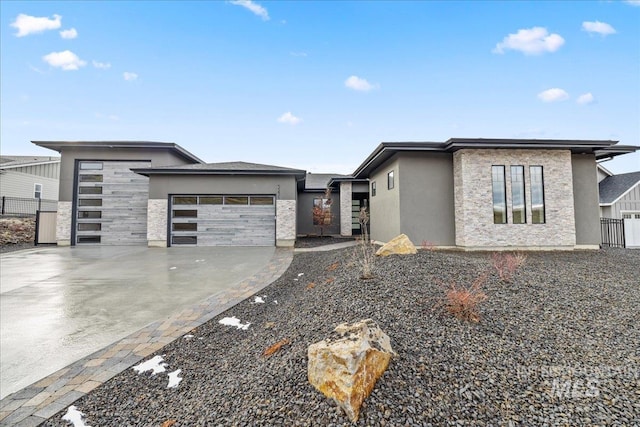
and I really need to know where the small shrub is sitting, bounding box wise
[492,252,527,283]
[352,207,376,279]
[440,274,488,322]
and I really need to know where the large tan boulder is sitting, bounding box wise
[307,319,396,422]
[375,233,417,256]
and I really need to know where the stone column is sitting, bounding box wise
[340,182,352,236]
[147,199,168,247]
[276,200,296,247]
[56,201,72,246]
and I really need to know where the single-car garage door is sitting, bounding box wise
[75,160,150,245]
[170,195,275,246]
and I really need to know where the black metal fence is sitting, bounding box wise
[600,218,625,248]
[0,196,58,216]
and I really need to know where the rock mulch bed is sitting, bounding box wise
[0,217,35,253]
[43,248,639,426]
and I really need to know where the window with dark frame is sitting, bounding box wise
[371,181,376,197]
[387,171,394,189]
[530,166,545,224]
[313,197,332,225]
[510,166,526,224]
[491,166,507,224]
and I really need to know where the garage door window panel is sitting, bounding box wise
[78,223,102,231]
[79,199,102,207]
[225,196,249,205]
[173,196,197,205]
[199,196,223,205]
[78,211,102,219]
[79,175,103,182]
[172,236,197,245]
[77,236,101,244]
[79,162,103,170]
[172,222,197,231]
[79,186,103,195]
[173,210,197,218]
[250,196,274,205]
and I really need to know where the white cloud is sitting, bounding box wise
[493,27,565,55]
[624,0,640,6]
[582,21,616,36]
[576,93,595,105]
[42,50,86,71]
[229,0,269,21]
[277,112,301,125]
[345,75,375,92]
[92,60,111,69]
[11,13,61,37]
[60,28,78,39]
[123,72,138,81]
[537,88,569,102]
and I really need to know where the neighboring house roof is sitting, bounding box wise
[599,171,640,205]
[352,138,638,178]
[304,173,349,191]
[0,155,60,170]
[132,161,306,177]
[31,141,204,164]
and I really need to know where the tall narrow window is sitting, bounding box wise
[510,166,526,224]
[371,181,376,197]
[491,166,507,224]
[34,183,42,199]
[530,166,545,224]
[387,171,394,189]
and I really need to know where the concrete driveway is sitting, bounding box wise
[0,245,275,399]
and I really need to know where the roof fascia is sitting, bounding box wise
[31,141,204,164]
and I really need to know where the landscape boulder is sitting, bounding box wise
[375,233,417,256]
[307,319,396,422]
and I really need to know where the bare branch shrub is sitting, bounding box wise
[439,273,489,322]
[491,252,527,283]
[353,207,376,279]
[312,188,333,236]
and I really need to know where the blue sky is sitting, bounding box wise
[1,1,639,174]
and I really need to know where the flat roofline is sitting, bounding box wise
[31,141,204,164]
[132,168,306,178]
[352,138,633,178]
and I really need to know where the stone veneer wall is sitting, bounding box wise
[56,201,72,246]
[276,199,296,246]
[453,149,576,249]
[340,182,352,236]
[147,199,168,247]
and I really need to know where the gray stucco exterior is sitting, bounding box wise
[399,152,456,246]
[369,157,401,243]
[571,154,601,247]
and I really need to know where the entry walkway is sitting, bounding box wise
[0,246,293,427]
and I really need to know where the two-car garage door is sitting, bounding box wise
[170,195,276,246]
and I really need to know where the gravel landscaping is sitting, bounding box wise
[43,247,639,426]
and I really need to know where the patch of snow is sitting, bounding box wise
[219,316,251,330]
[183,334,194,339]
[170,267,177,270]
[195,259,205,263]
[167,369,182,388]
[273,300,278,304]
[133,355,167,375]
[293,279,298,281]
[297,273,304,277]
[254,296,265,304]
[62,405,91,427]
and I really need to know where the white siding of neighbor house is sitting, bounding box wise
[607,183,640,219]
[0,170,59,200]
[453,149,576,249]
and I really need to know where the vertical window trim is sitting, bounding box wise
[387,171,394,190]
[491,166,507,224]
[510,166,526,224]
[530,166,546,224]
